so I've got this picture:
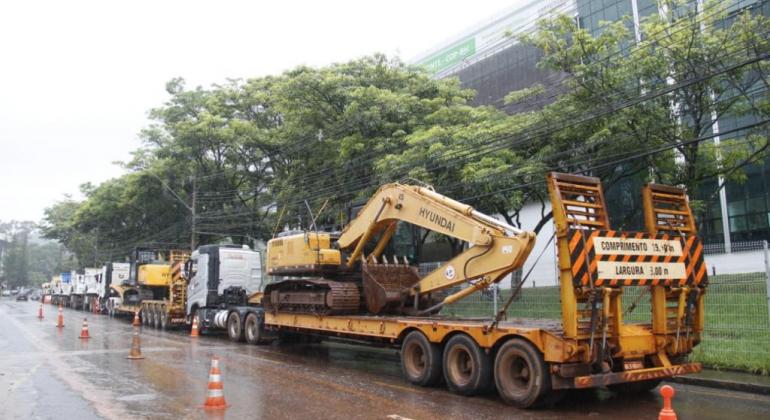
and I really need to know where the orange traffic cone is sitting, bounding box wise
[190,315,200,337]
[658,385,677,420]
[202,357,227,409]
[56,304,64,328]
[38,303,44,320]
[126,329,144,359]
[79,318,91,339]
[132,311,141,327]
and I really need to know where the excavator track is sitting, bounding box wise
[263,278,360,315]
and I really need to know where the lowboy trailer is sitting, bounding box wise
[218,172,707,408]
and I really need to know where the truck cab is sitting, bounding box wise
[185,244,262,326]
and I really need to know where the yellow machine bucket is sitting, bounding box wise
[361,255,421,314]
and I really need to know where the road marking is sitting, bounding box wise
[387,415,416,420]
[0,304,134,420]
[8,362,42,392]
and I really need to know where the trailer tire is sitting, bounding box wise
[443,334,492,396]
[142,308,148,325]
[401,331,442,387]
[152,305,160,329]
[227,312,244,342]
[494,338,551,408]
[244,313,264,345]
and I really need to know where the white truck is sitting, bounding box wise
[98,262,130,315]
[70,272,85,310]
[58,272,73,307]
[183,244,263,336]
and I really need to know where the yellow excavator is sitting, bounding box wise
[264,183,536,315]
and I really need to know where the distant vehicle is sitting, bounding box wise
[1,290,10,297]
[30,291,42,301]
[16,293,28,301]
[11,288,19,295]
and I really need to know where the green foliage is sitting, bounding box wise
[520,0,770,198]
[41,1,770,267]
[1,221,73,288]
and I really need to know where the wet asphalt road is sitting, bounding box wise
[1,299,769,420]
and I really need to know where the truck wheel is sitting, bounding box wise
[443,334,492,396]
[244,313,264,345]
[142,308,149,325]
[401,331,442,387]
[227,312,244,342]
[152,306,160,329]
[494,338,551,408]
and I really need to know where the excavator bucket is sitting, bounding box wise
[361,256,420,314]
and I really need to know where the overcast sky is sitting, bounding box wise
[0,0,516,223]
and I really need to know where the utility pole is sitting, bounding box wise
[190,175,197,251]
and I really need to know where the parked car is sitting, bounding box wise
[1,290,10,297]
[16,293,28,301]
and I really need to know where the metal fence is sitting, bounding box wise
[431,240,770,374]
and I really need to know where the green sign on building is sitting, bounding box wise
[418,37,476,74]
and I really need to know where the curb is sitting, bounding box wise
[666,375,770,395]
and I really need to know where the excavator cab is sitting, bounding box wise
[548,172,705,386]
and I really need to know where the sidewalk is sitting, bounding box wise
[667,369,770,395]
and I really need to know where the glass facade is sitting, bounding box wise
[577,0,635,34]
[453,42,567,113]
[431,0,768,245]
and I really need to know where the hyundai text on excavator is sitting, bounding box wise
[221,172,708,408]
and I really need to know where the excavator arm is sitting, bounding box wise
[337,183,536,314]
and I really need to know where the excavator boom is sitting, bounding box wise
[337,183,536,313]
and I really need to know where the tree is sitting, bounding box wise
[517,0,770,226]
[1,220,72,288]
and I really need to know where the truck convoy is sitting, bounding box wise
[45,172,709,408]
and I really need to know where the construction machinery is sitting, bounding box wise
[249,173,706,407]
[264,183,536,315]
[108,248,190,328]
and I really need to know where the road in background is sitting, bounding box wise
[1,299,769,420]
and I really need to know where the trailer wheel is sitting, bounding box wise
[494,338,551,408]
[227,312,244,342]
[244,313,264,345]
[401,331,442,387]
[142,308,148,325]
[443,334,492,396]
